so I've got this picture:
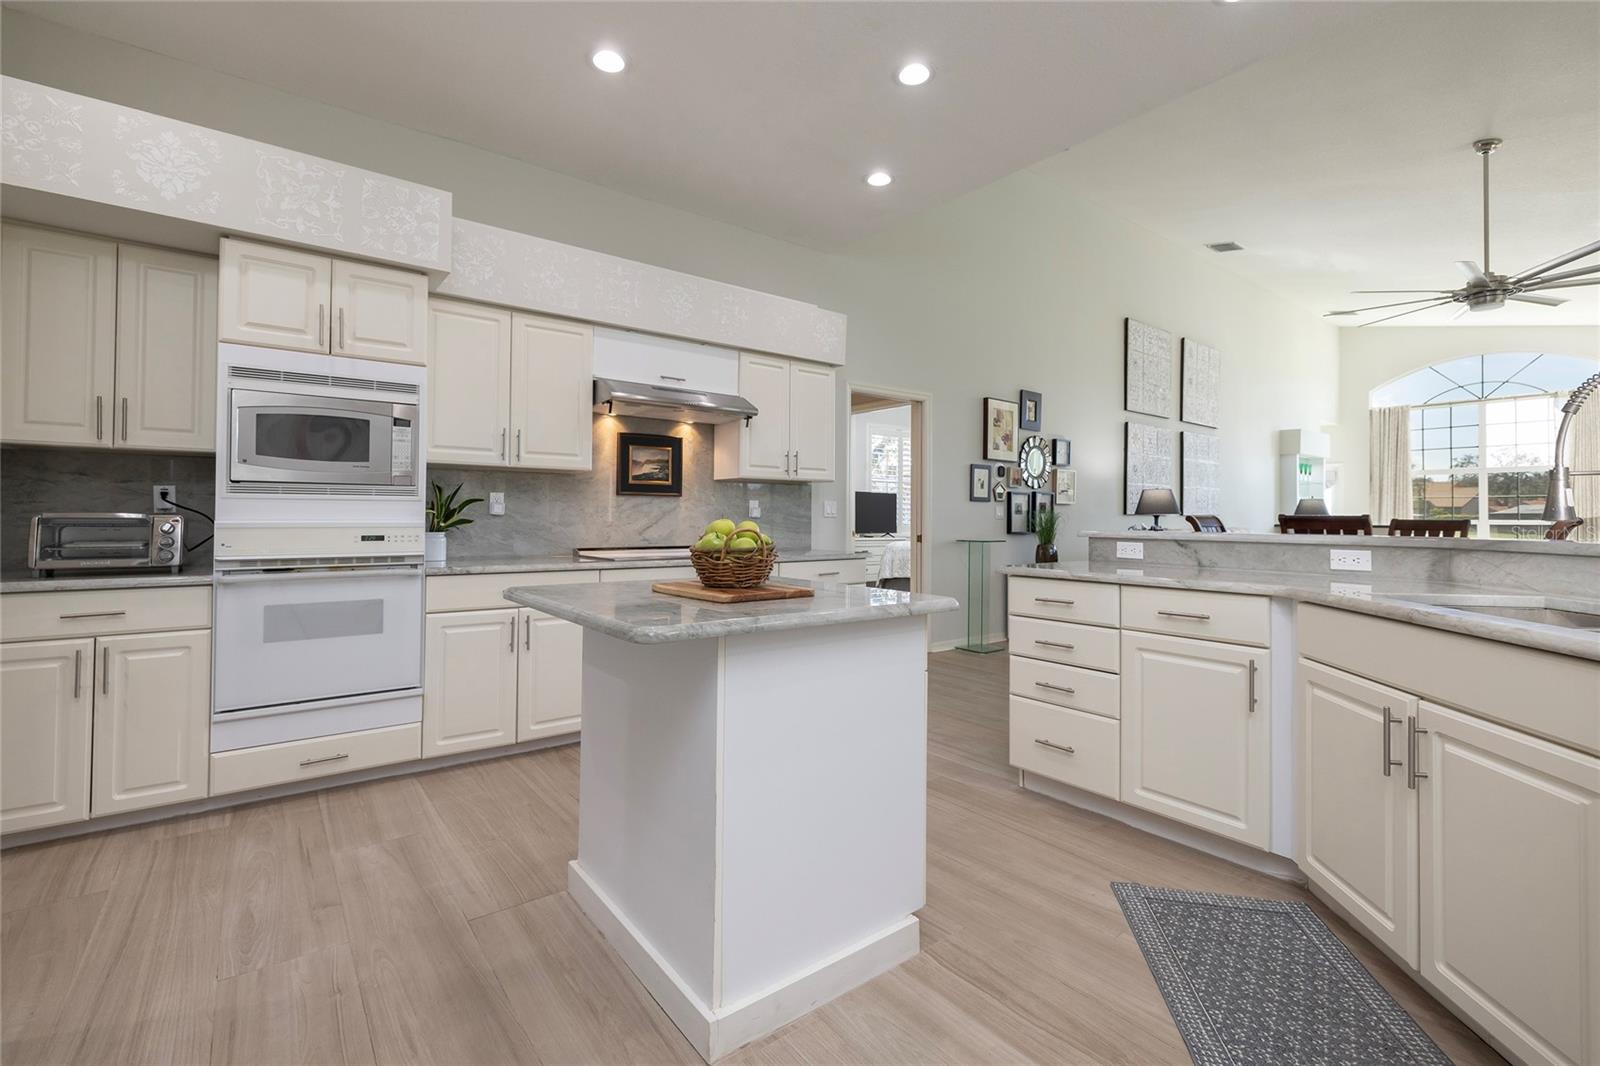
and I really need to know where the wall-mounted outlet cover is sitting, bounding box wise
[153,485,176,512]
[488,492,506,516]
[748,499,761,518]
[824,499,838,518]
[1330,549,1372,572]
[1329,581,1373,598]
[1116,541,1145,560]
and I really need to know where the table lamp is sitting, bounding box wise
[1135,488,1180,530]
[1295,498,1330,515]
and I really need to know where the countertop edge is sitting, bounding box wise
[425,548,868,577]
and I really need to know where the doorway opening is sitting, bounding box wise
[848,385,928,593]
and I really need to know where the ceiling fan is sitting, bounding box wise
[1327,138,1600,325]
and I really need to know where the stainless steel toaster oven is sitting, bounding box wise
[28,513,185,574]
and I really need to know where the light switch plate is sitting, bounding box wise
[488,492,506,516]
[153,485,176,513]
[824,499,838,518]
[1116,541,1144,560]
[1330,548,1372,572]
[748,499,761,518]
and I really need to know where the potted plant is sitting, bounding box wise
[1033,504,1060,564]
[425,481,484,564]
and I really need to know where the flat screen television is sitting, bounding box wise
[855,491,898,535]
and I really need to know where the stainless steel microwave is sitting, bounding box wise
[229,389,418,488]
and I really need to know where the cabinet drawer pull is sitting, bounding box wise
[1034,639,1076,651]
[96,396,104,440]
[59,610,127,621]
[73,649,81,699]
[659,374,687,382]
[1035,680,1076,695]
[1407,716,1429,790]
[1034,738,1075,755]
[1035,597,1076,606]
[816,570,840,577]
[299,752,349,768]
[1156,609,1212,621]
[122,397,129,441]
[1381,706,1402,777]
[101,647,109,695]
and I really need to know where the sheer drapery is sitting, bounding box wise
[1369,405,1412,525]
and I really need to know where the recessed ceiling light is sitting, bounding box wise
[591,49,626,74]
[866,171,893,187]
[897,62,931,87]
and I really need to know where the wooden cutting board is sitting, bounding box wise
[651,580,815,603]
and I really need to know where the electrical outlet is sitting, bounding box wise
[153,485,176,513]
[1115,541,1144,560]
[824,499,838,518]
[488,492,505,516]
[1330,581,1373,598]
[1330,548,1372,572]
[748,499,761,519]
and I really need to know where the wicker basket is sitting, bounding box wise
[690,545,778,589]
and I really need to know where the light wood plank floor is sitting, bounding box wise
[1,650,1503,1065]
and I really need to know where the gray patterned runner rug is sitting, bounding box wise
[1111,883,1452,1066]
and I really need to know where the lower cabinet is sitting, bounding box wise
[1120,630,1270,849]
[92,629,211,816]
[0,638,93,833]
[520,611,582,740]
[1415,700,1600,1066]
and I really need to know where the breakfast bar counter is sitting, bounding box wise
[503,578,956,1062]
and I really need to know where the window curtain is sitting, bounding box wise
[1570,397,1600,542]
[1369,405,1412,525]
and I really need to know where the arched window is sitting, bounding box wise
[1370,353,1599,539]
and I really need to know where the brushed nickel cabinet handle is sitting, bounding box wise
[338,307,346,350]
[1036,597,1076,606]
[59,610,127,620]
[660,374,687,382]
[299,752,349,768]
[816,571,840,577]
[517,429,523,460]
[1157,610,1212,621]
[318,304,326,348]
[1407,716,1429,790]
[1035,680,1076,695]
[509,619,516,653]
[1247,659,1258,712]
[794,450,800,477]
[101,647,109,695]
[501,428,507,461]
[1034,738,1076,755]
[73,649,81,699]
[121,397,129,441]
[96,396,103,440]
[1035,639,1076,651]
[1382,706,1403,777]
[524,613,531,650]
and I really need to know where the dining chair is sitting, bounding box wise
[1184,515,1227,533]
[1546,517,1586,541]
[1386,518,1471,538]
[1278,514,1374,535]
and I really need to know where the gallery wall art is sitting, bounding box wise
[1181,338,1221,428]
[983,397,1019,462]
[1181,430,1221,515]
[1124,317,1174,418]
[1124,421,1176,514]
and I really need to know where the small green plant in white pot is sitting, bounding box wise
[425,481,484,564]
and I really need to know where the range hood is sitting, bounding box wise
[593,378,758,424]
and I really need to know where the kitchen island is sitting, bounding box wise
[503,578,957,1062]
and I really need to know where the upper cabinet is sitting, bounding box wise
[427,297,593,472]
[1,223,216,453]
[713,352,836,482]
[219,238,427,365]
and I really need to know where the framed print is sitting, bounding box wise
[1055,467,1077,505]
[1052,438,1072,466]
[983,397,1019,461]
[1006,491,1031,534]
[1181,337,1221,428]
[992,468,1008,502]
[1019,390,1042,431]
[1007,463,1026,490]
[1181,430,1221,514]
[969,463,991,502]
[616,433,683,496]
[1125,316,1174,418]
[1031,492,1055,531]
[1124,421,1176,514]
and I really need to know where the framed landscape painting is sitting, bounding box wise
[616,433,683,496]
[983,397,1020,462]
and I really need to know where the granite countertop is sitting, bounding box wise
[1080,529,1600,557]
[504,580,957,644]
[0,565,215,594]
[427,547,867,577]
[1004,561,1600,661]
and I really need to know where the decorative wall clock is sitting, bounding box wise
[1017,434,1052,489]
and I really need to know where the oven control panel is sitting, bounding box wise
[215,524,423,562]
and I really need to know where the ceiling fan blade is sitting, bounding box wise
[1456,261,1489,285]
[1358,299,1455,326]
[1325,297,1455,317]
[1351,289,1454,295]
[1451,303,1471,321]
[1523,278,1600,291]
[1519,264,1600,286]
[1507,294,1567,307]
[1511,239,1600,283]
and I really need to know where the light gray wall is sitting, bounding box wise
[1,10,1341,644]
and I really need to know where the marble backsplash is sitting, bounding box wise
[0,415,811,570]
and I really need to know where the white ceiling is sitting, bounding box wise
[1032,3,1600,326]
[9,0,1366,249]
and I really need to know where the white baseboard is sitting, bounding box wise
[568,860,919,1063]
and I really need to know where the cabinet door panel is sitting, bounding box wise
[92,630,211,816]
[219,238,329,352]
[0,638,93,833]
[1120,631,1270,848]
[1,224,117,447]
[116,245,218,452]
[518,610,582,742]
[1299,659,1418,965]
[424,610,519,756]
[1418,701,1600,1066]
[332,259,428,364]
[509,314,593,471]
[732,353,791,479]
[428,298,512,466]
[789,361,836,481]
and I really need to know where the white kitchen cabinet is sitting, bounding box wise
[331,258,428,365]
[1,223,117,448]
[714,352,836,482]
[219,237,331,352]
[428,298,513,466]
[1299,659,1419,966]
[518,609,583,741]
[115,244,218,452]
[510,312,594,471]
[91,629,211,816]
[424,609,520,756]
[0,638,93,833]
[1120,630,1270,849]
[1416,700,1600,1066]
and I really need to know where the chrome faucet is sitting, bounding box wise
[1544,371,1600,522]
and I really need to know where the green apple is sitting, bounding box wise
[759,534,773,546]
[694,532,726,552]
[704,518,736,537]
[735,520,761,533]
[726,533,759,552]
